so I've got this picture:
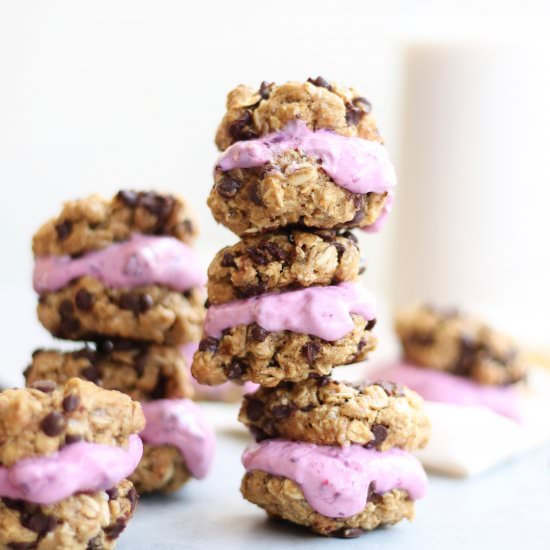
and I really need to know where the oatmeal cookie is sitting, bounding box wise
[215,78,381,150]
[0,479,137,549]
[395,304,527,385]
[0,378,144,467]
[37,277,204,345]
[239,378,430,451]
[191,315,376,388]
[207,229,361,304]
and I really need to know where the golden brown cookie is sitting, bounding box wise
[395,304,527,385]
[0,379,144,467]
[26,343,194,402]
[215,78,381,151]
[191,315,376,388]
[37,277,204,345]
[239,378,430,451]
[241,471,414,537]
[207,230,361,304]
[0,479,137,550]
[33,190,198,257]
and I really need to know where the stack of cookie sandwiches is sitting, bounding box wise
[0,378,144,549]
[192,78,430,536]
[372,304,528,422]
[28,191,215,494]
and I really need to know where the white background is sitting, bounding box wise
[0,1,549,384]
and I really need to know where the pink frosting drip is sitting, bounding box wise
[242,439,427,518]
[371,362,522,422]
[204,282,376,341]
[0,435,143,505]
[33,234,206,294]
[141,399,215,479]
[180,343,259,401]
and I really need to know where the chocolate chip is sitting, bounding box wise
[8,543,37,550]
[454,334,479,376]
[59,299,74,318]
[64,434,83,445]
[74,288,93,311]
[366,319,377,331]
[228,110,258,141]
[341,230,358,244]
[246,398,264,421]
[23,512,57,536]
[139,293,154,312]
[86,535,103,550]
[139,192,175,234]
[220,253,236,268]
[150,372,169,400]
[307,76,332,90]
[116,190,138,207]
[62,393,80,413]
[119,292,150,314]
[366,424,388,449]
[106,487,119,500]
[331,527,364,539]
[55,220,72,241]
[248,182,264,206]
[353,96,372,113]
[96,340,114,353]
[301,342,320,365]
[345,100,366,125]
[358,265,366,275]
[246,246,269,265]
[40,412,65,437]
[127,485,138,512]
[182,219,194,234]
[198,337,219,353]
[349,195,366,224]
[237,283,267,298]
[258,81,273,99]
[250,323,269,342]
[226,358,247,379]
[333,242,345,257]
[59,315,80,336]
[134,350,148,377]
[367,480,377,502]
[375,380,405,397]
[216,175,243,198]
[261,241,288,262]
[271,405,294,419]
[104,517,127,540]
[3,498,27,513]
[31,380,56,393]
[81,364,100,382]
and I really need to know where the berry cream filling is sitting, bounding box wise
[216,120,397,231]
[140,399,215,479]
[370,362,522,422]
[33,234,206,294]
[0,434,143,505]
[180,343,259,401]
[203,282,377,341]
[242,439,427,518]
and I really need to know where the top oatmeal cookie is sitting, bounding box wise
[215,78,381,150]
[33,190,198,257]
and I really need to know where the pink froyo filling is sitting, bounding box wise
[0,435,143,505]
[33,233,206,294]
[141,399,215,479]
[371,362,522,422]
[216,121,397,232]
[204,282,376,341]
[242,439,427,518]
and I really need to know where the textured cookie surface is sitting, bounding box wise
[26,343,194,403]
[192,315,376,388]
[241,471,413,537]
[0,379,144,467]
[395,304,527,385]
[33,190,198,257]
[215,78,381,151]
[37,277,205,345]
[0,479,137,550]
[208,159,388,236]
[239,379,430,451]
[130,444,191,494]
[207,229,361,304]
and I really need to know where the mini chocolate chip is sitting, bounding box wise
[150,372,169,400]
[246,398,264,421]
[96,340,114,353]
[118,293,143,314]
[65,433,83,445]
[139,293,154,312]
[81,364,101,382]
[352,96,372,113]
[366,319,377,331]
[250,323,269,342]
[341,230,359,244]
[134,350,148,377]
[237,283,267,298]
[55,220,72,241]
[246,246,269,265]
[367,480,377,501]
[345,101,365,125]
[23,512,57,536]
[198,337,219,352]
[86,535,103,550]
[116,190,138,207]
[271,405,294,419]
[220,253,236,268]
[62,393,80,413]
[248,182,264,206]
[307,76,332,90]
[127,486,138,512]
[31,380,56,393]
[358,265,366,275]
[8,543,37,550]
[75,288,94,311]
[138,192,174,233]
[366,424,388,449]
[331,527,364,539]
[301,342,320,365]
[59,316,80,336]
[104,517,127,540]
[226,358,247,379]
[375,380,405,397]
[59,299,74,318]
[3,498,26,512]
[261,241,288,262]
[258,81,273,99]
[106,487,119,500]
[40,412,65,437]
[333,242,345,257]
[216,175,243,198]
[228,110,258,141]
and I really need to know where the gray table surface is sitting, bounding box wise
[119,426,550,550]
